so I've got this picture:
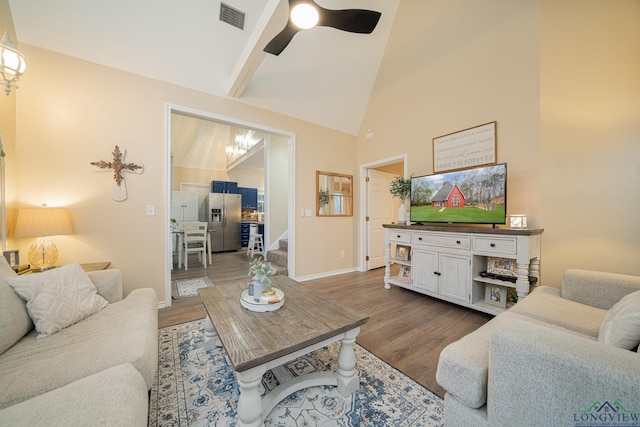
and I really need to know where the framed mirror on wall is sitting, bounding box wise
[316,171,353,216]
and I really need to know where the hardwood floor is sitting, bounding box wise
[161,251,492,397]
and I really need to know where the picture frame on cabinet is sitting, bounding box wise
[395,245,410,261]
[485,283,508,308]
[3,250,19,267]
[487,256,518,278]
[398,265,412,282]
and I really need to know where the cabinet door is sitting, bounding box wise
[238,187,248,207]
[412,249,439,293]
[225,182,239,194]
[238,187,258,209]
[170,191,183,221]
[212,181,225,193]
[182,191,199,221]
[247,188,258,210]
[438,253,471,302]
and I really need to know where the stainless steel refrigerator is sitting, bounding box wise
[206,193,241,252]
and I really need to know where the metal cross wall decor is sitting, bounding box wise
[90,145,144,201]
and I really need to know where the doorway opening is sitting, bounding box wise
[165,104,296,306]
[359,154,407,272]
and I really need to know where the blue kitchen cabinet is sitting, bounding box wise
[238,187,258,210]
[241,223,251,247]
[211,180,238,194]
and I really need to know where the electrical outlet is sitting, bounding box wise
[146,205,155,216]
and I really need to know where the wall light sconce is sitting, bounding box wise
[509,214,527,229]
[0,31,26,96]
[14,205,74,271]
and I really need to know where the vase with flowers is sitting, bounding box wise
[318,188,330,214]
[247,256,277,302]
[389,175,412,224]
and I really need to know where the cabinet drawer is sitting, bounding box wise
[388,231,411,244]
[473,237,516,255]
[412,232,471,250]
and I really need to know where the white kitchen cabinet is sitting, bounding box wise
[171,191,198,222]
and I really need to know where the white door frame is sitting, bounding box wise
[359,154,408,272]
[164,103,296,306]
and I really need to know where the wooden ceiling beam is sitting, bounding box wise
[226,0,286,98]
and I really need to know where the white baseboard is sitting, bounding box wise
[293,267,358,282]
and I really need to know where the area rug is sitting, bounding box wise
[148,319,443,427]
[171,277,214,299]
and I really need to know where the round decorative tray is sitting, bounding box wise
[240,288,285,312]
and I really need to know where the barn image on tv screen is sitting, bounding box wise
[431,182,465,208]
[410,163,507,224]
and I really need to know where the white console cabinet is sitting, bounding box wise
[384,224,543,315]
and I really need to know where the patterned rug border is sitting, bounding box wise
[171,276,214,299]
[149,318,444,426]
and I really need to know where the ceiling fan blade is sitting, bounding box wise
[317,7,381,34]
[264,23,301,56]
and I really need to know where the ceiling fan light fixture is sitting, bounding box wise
[290,3,319,29]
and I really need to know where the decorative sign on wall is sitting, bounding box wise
[432,121,497,173]
[90,145,144,201]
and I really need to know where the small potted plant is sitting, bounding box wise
[389,175,411,224]
[248,256,277,302]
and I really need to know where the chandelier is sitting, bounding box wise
[226,130,257,160]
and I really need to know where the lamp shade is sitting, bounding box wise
[14,207,73,238]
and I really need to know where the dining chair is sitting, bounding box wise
[182,222,208,270]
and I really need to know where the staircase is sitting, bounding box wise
[267,238,288,276]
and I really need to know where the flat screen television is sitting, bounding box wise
[410,163,507,225]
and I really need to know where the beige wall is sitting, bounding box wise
[360,0,639,285]
[9,44,357,304]
[266,136,288,249]
[172,167,230,192]
[539,0,640,282]
[228,167,265,192]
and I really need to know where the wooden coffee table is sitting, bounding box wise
[199,276,369,427]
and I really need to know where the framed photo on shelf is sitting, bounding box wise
[398,265,412,282]
[3,250,19,267]
[487,257,517,278]
[395,245,410,261]
[485,283,508,308]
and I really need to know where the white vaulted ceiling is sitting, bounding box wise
[8,0,399,135]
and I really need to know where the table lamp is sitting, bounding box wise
[14,206,74,271]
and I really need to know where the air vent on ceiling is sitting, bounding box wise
[220,3,246,31]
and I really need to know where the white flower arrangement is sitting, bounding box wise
[249,257,277,287]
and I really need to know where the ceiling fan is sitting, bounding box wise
[264,0,382,56]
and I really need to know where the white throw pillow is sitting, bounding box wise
[6,263,108,338]
[598,290,640,350]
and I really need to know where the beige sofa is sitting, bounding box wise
[436,269,640,427]
[0,256,158,426]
